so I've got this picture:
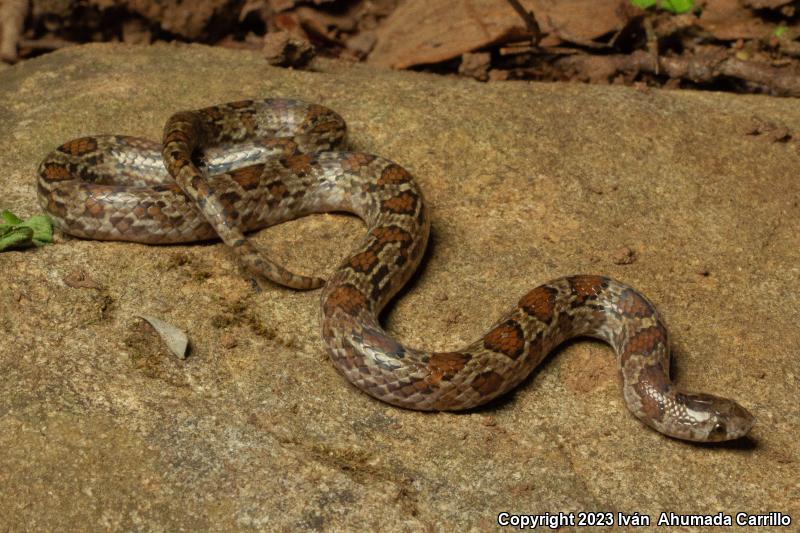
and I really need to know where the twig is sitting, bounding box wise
[504,0,545,46]
[0,0,28,62]
[555,50,800,97]
[718,57,800,96]
[643,16,659,75]
[18,37,74,51]
[776,39,800,59]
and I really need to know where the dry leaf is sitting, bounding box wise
[138,315,189,359]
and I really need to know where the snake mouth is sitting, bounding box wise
[707,401,755,442]
[728,405,755,440]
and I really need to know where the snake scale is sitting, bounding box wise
[38,99,754,442]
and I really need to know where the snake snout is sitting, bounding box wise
[709,400,755,442]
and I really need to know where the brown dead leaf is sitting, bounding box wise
[743,0,794,8]
[369,0,626,69]
[295,6,356,41]
[698,0,780,40]
[138,315,189,359]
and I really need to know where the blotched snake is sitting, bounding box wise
[37,99,754,442]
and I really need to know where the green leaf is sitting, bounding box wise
[0,226,34,251]
[0,209,23,225]
[630,0,694,13]
[659,0,695,13]
[0,210,54,251]
[23,215,54,245]
[774,25,788,38]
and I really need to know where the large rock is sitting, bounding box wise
[1,43,798,530]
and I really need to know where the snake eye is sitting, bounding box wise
[711,422,726,436]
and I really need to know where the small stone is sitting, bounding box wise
[221,334,238,349]
[612,246,637,265]
[488,69,510,82]
[346,31,377,59]
[459,52,491,81]
[262,31,315,68]
[122,19,152,46]
[63,269,103,290]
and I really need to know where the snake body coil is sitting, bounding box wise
[38,99,754,442]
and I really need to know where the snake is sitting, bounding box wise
[37,98,754,442]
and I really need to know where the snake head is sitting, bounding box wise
[679,393,755,442]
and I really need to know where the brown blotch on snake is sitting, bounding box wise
[57,137,98,156]
[519,285,558,324]
[427,352,472,384]
[483,320,526,360]
[37,98,755,443]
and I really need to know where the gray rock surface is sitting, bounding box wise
[1,43,798,531]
